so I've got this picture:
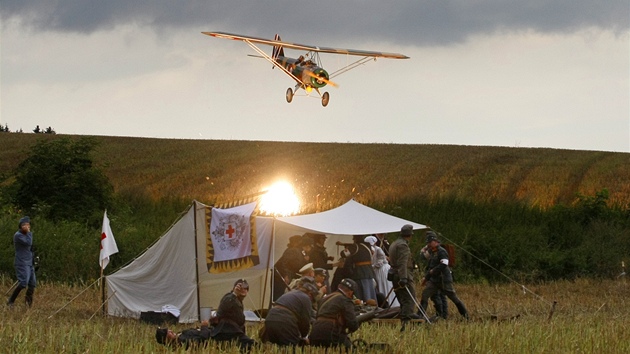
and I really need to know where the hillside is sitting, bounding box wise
[1,133,629,211]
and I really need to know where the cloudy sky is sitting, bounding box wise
[2,1,628,152]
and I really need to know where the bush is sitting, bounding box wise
[11,137,113,225]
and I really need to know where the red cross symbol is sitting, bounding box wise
[226,224,236,239]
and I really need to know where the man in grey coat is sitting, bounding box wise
[7,216,36,308]
[389,224,422,327]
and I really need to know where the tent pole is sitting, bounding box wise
[261,217,275,310]
[193,201,201,321]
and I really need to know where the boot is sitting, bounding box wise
[25,287,35,307]
[7,285,25,306]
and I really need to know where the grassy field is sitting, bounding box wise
[1,277,628,353]
[1,133,629,212]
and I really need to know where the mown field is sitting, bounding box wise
[1,133,629,211]
[1,277,628,353]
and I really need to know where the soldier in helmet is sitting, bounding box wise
[420,231,469,320]
[260,277,317,347]
[309,278,360,349]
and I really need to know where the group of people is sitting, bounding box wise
[390,224,469,330]
[157,223,469,350]
[273,231,398,309]
[157,276,365,351]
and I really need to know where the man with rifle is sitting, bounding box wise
[389,224,423,330]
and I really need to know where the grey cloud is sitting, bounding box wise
[2,1,628,46]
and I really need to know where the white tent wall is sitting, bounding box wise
[106,205,198,322]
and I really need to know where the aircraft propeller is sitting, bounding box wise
[305,70,339,88]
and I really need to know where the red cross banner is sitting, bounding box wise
[206,202,260,273]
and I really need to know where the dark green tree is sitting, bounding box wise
[12,137,113,223]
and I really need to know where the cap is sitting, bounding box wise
[19,216,30,228]
[314,268,327,277]
[306,232,327,240]
[233,278,249,289]
[401,224,414,236]
[339,278,357,292]
[425,231,439,244]
[298,263,314,275]
[300,235,314,247]
[288,235,302,246]
[302,283,319,299]
[364,236,377,245]
[155,328,168,345]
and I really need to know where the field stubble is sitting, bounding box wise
[1,277,629,353]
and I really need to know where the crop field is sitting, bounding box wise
[1,133,629,212]
[1,277,628,353]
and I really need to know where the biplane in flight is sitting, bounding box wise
[202,31,409,107]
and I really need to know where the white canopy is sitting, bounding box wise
[276,199,426,235]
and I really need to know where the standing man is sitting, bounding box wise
[7,216,36,308]
[209,279,256,351]
[420,232,469,320]
[272,235,311,301]
[309,278,360,349]
[389,224,422,328]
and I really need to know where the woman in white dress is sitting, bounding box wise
[364,236,399,308]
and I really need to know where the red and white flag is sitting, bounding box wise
[99,211,119,269]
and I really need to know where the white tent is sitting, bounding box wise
[106,200,426,323]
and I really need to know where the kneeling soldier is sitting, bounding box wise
[309,278,360,349]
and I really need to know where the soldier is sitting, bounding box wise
[309,278,360,349]
[260,279,318,347]
[272,235,312,301]
[420,232,469,320]
[287,263,315,290]
[155,321,212,349]
[209,279,256,351]
[419,238,448,319]
[389,224,422,329]
[7,216,36,308]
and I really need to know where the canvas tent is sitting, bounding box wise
[106,199,426,323]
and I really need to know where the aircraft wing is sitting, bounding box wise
[202,31,409,59]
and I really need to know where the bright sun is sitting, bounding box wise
[259,181,300,216]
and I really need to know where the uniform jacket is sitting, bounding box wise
[389,237,414,282]
[210,292,246,338]
[425,245,453,283]
[344,242,375,280]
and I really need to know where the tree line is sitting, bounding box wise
[1,124,56,134]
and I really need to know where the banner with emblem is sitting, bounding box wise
[206,202,260,273]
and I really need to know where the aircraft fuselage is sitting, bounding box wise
[275,56,329,89]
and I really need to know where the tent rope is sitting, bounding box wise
[438,233,555,307]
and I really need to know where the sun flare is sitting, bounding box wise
[259,181,300,216]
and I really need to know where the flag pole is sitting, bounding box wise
[100,265,106,315]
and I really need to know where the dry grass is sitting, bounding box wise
[2,276,629,353]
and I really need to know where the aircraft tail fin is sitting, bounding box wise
[271,34,284,59]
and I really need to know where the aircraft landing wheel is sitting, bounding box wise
[322,92,330,107]
[286,88,294,103]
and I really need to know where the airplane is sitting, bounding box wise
[202,31,409,107]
